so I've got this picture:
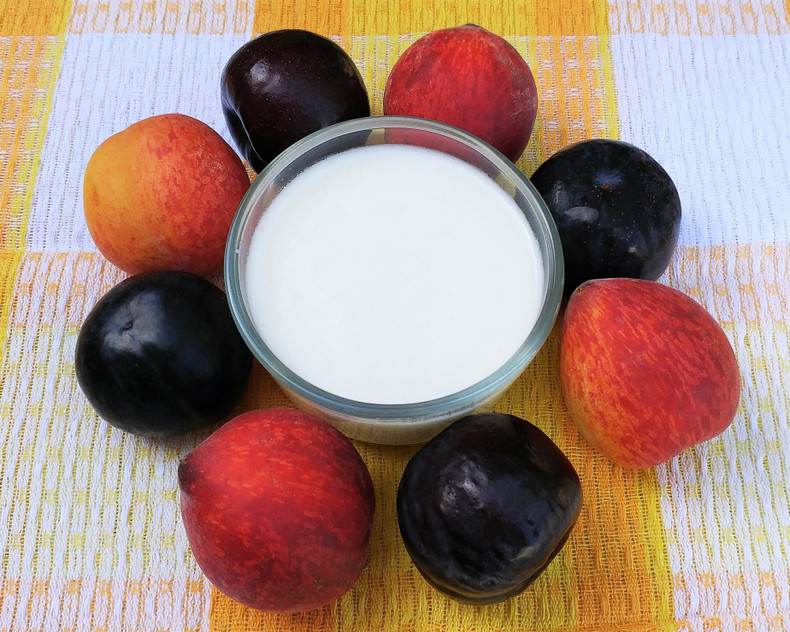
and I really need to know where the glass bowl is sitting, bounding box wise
[225,116,563,445]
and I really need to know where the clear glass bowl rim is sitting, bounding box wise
[224,115,564,422]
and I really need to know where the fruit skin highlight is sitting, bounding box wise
[83,113,250,277]
[178,408,376,613]
[383,24,538,163]
[221,29,371,172]
[559,278,740,469]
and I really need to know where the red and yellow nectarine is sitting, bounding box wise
[83,113,250,276]
[560,278,740,469]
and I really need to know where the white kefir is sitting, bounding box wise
[244,144,544,404]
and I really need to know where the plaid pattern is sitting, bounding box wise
[1,1,788,630]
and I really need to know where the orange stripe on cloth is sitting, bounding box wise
[608,0,790,35]
[253,0,533,38]
[0,576,209,631]
[498,325,676,632]
[0,35,65,251]
[0,251,24,372]
[66,0,253,35]
[665,245,790,327]
[252,0,612,39]
[532,0,603,36]
[0,34,65,418]
[523,33,619,174]
[0,0,71,35]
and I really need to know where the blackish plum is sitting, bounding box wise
[75,271,252,437]
[221,29,370,172]
[530,139,681,297]
[397,412,582,605]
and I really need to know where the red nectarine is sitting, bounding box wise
[178,408,375,612]
[384,24,538,162]
[559,278,740,469]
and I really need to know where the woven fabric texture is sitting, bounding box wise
[1,1,788,631]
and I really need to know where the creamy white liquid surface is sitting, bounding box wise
[244,144,544,404]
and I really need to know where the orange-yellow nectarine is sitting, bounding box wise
[83,113,250,276]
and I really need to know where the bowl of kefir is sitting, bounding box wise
[225,116,563,444]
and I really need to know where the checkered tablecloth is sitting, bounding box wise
[1,1,788,630]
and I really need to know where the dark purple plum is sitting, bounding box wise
[75,271,252,437]
[397,413,582,605]
[530,139,681,297]
[221,29,370,172]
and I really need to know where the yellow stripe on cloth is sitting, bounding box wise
[0,35,66,251]
[0,33,66,464]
